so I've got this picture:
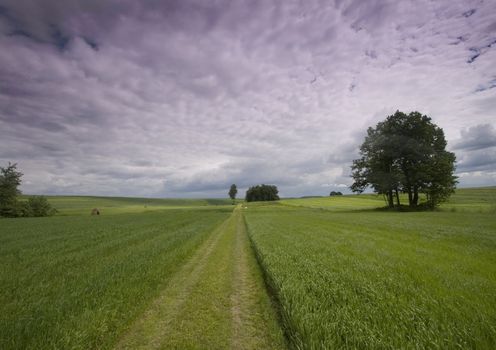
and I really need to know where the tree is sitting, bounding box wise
[245,184,279,202]
[0,163,23,217]
[228,184,237,204]
[330,191,343,196]
[0,162,56,217]
[351,111,457,209]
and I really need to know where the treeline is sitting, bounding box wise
[0,163,56,218]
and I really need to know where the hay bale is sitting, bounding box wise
[91,208,100,215]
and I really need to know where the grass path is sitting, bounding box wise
[115,206,286,349]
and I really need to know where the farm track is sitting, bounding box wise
[115,206,285,350]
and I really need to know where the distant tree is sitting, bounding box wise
[0,163,23,217]
[351,111,457,209]
[330,191,343,196]
[228,184,237,204]
[245,184,279,202]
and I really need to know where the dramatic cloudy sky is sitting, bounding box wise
[1,0,495,198]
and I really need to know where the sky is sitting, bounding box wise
[0,0,495,198]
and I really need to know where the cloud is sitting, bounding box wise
[1,0,495,198]
[457,149,496,172]
[452,124,496,178]
[452,124,496,151]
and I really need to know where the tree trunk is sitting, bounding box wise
[387,190,394,208]
[407,186,413,206]
[412,186,419,207]
[395,188,401,207]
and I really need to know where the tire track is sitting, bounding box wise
[115,216,232,349]
[115,206,286,349]
[231,207,286,349]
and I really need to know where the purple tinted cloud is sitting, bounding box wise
[1,0,495,198]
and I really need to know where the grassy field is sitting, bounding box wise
[281,187,496,213]
[2,188,495,349]
[0,199,284,350]
[0,208,231,349]
[281,193,387,211]
[245,187,496,349]
[442,186,496,212]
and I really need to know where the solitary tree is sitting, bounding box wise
[351,111,457,209]
[0,163,23,217]
[228,184,237,204]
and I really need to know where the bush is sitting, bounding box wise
[12,196,57,217]
[26,196,57,217]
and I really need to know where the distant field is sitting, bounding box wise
[281,186,496,213]
[245,187,496,349]
[23,195,235,215]
[442,186,496,212]
[281,193,387,211]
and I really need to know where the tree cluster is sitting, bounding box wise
[245,184,279,202]
[351,111,457,209]
[329,191,343,196]
[0,163,56,218]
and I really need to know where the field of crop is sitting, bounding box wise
[245,187,496,349]
[2,187,495,349]
[0,208,231,349]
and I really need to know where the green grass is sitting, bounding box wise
[245,187,496,349]
[281,193,387,211]
[3,188,495,349]
[442,187,496,212]
[20,195,235,215]
[282,187,496,213]
[0,208,231,349]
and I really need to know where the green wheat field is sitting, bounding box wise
[1,187,495,349]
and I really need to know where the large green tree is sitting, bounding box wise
[351,111,457,209]
[0,163,23,217]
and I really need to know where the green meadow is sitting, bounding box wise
[0,208,232,349]
[1,187,495,349]
[246,190,496,349]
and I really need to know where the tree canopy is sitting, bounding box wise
[351,111,457,209]
[0,163,23,217]
[245,184,279,202]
